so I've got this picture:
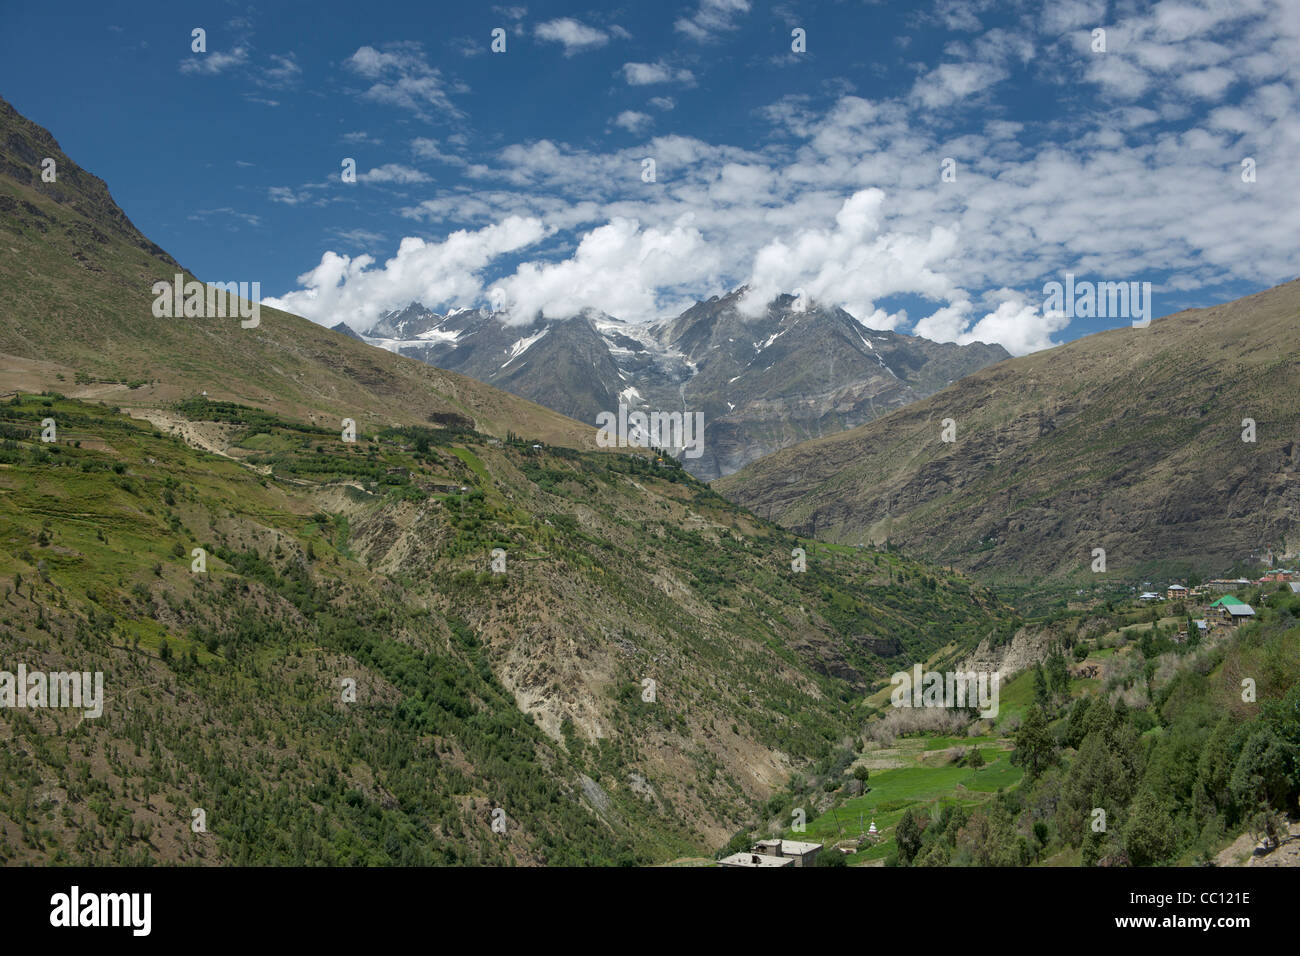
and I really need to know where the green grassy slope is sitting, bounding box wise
[763,589,1300,868]
[0,394,1019,864]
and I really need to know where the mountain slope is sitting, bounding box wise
[355,291,1008,480]
[648,290,1009,479]
[368,305,628,423]
[0,95,595,450]
[0,96,1022,865]
[0,394,1018,863]
[717,280,1300,587]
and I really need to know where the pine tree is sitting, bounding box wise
[1012,705,1057,780]
[1033,663,1050,709]
[1125,787,1176,866]
[895,809,922,865]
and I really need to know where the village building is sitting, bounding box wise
[1166,584,1188,601]
[717,851,795,868]
[1207,578,1252,592]
[752,839,824,867]
[1257,570,1294,584]
[1208,596,1255,623]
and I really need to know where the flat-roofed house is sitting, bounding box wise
[752,839,823,867]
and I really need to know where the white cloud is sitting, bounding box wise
[263,217,550,329]
[1039,0,1106,35]
[675,0,752,42]
[535,18,609,55]
[344,44,463,119]
[268,186,309,205]
[358,164,431,184]
[913,294,1070,355]
[1084,54,1153,99]
[260,53,302,87]
[621,61,695,85]
[911,61,1008,108]
[267,0,1300,357]
[179,47,249,75]
[1177,66,1236,99]
[411,138,467,166]
[613,111,653,134]
[489,217,724,324]
[739,189,961,328]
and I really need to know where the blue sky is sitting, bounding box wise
[2,0,1297,353]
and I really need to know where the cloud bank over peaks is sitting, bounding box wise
[267,186,1063,354]
[263,216,549,331]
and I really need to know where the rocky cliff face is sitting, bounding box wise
[959,627,1056,682]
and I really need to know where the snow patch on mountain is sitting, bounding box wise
[416,327,464,344]
[502,328,548,368]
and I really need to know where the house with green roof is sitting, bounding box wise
[1208,595,1255,622]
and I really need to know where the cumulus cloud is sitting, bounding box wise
[535,18,609,55]
[738,189,961,329]
[263,216,550,330]
[913,294,1070,356]
[259,53,302,88]
[410,137,467,166]
[488,217,724,324]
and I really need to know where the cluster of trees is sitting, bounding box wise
[880,591,1300,868]
[885,683,1298,868]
